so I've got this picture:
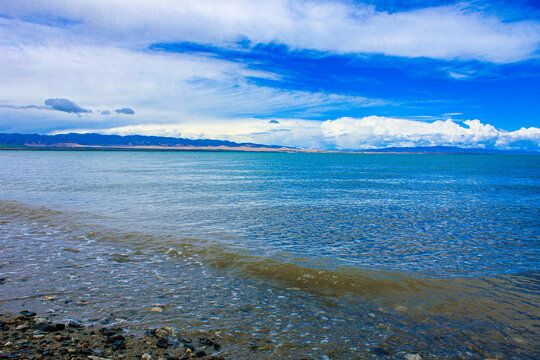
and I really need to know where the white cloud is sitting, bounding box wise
[1,0,539,63]
[0,39,381,126]
[1,2,538,150]
[62,116,540,150]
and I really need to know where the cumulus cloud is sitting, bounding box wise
[1,0,539,63]
[44,98,90,113]
[318,117,539,149]
[101,110,111,115]
[63,117,540,151]
[114,107,135,115]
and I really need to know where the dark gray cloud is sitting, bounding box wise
[269,119,280,124]
[115,107,135,115]
[44,98,90,113]
[101,110,111,115]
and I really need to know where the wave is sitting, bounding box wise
[1,199,538,329]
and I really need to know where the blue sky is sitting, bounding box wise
[0,0,539,149]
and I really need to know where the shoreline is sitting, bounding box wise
[0,311,227,360]
[1,146,536,155]
[0,311,430,360]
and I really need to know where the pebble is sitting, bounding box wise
[405,354,422,360]
[154,329,168,338]
[394,305,408,312]
[162,326,176,335]
[150,307,163,313]
[156,337,169,348]
[66,319,83,328]
[88,356,112,360]
[43,296,56,301]
[141,353,153,360]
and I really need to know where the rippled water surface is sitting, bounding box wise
[0,150,539,359]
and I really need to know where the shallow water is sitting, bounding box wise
[0,150,538,359]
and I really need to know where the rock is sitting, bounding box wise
[33,322,61,332]
[199,337,220,350]
[18,311,36,317]
[405,354,422,360]
[14,325,28,331]
[43,296,56,301]
[100,328,119,337]
[150,307,163,313]
[88,356,112,360]
[322,355,332,360]
[373,344,392,356]
[195,350,206,357]
[162,326,176,335]
[66,320,83,328]
[111,339,126,351]
[394,305,408,312]
[154,329,168,338]
[104,334,125,343]
[141,353,153,360]
[156,337,169,349]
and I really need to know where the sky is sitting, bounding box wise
[0,0,539,150]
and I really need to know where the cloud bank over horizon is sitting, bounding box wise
[59,116,540,151]
[0,0,539,150]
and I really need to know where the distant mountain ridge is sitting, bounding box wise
[0,133,537,154]
[0,132,286,150]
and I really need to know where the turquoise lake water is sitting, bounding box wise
[0,150,538,359]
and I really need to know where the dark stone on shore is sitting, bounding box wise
[199,337,221,350]
[373,344,392,355]
[111,338,126,350]
[18,311,36,317]
[33,322,64,332]
[179,337,192,344]
[66,319,83,328]
[104,334,125,343]
[100,327,118,336]
[156,337,170,348]
[195,349,206,357]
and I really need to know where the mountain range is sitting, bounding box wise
[0,132,537,154]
